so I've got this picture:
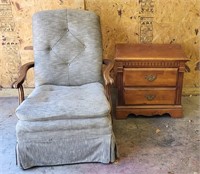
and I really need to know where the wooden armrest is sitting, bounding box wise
[103,58,114,86]
[12,61,34,104]
[12,62,34,89]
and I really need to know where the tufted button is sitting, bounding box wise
[47,47,52,51]
[61,62,69,66]
[63,28,69,32]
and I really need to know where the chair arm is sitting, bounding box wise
[12,62,34,89]
[103,58,114,86]
[12,61,34,105]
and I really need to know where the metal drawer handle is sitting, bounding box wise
[145,94,156,101]
[145,74,157,82]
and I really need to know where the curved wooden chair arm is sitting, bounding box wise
[12,62,34,89]
[102,59,115,113]
[12,61,34,104]
[103,58,114,86]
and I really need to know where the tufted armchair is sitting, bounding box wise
[12,9,116,169]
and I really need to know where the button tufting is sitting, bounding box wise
[47,47,52,51]
[61,62,69,66]
[49,31,85,64]
[63,28,69,32]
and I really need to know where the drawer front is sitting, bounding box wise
[124,88,176,105]
[123,68,178,87]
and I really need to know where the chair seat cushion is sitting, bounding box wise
[16,116,112,141]
[16,82,110,121]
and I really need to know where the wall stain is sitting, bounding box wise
[24,46,33,50]
[185,65,191,72]
[117,9,122,17]
[15,2,22,11]
[59,0,63,5]
[195,62,200,71]
[195,28,198,35]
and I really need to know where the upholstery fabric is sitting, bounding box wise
[16,132,116,169]
[16,83,110,121]
[33,9,103,87]
[15,9,116,169]
[16,117,112,134]
[16,116,116,169]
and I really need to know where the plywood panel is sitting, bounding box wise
[152,0,200,92]
[0,0,84,88]
[85,0,140,58]
[0,0,199,95]
[85,0,200,94]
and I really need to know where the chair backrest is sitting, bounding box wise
[32,9,103,86]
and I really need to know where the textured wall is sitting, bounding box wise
[85,0,200,95]
[0,0,199,95]
[0,0,84,88]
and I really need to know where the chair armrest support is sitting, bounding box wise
[103,58,114,86]
[102,59,115,111]
[12,62,34,89]
[12,61,34,104]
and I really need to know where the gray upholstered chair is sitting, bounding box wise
[12,9,116,169]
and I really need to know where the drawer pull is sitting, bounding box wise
[145,94,156,101]
[145,74,157,82]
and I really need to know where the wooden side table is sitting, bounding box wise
[114,43,189,119]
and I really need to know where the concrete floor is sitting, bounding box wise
[0,96,200,174]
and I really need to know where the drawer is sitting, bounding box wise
[123,68,178,87]
[124,88,176,105]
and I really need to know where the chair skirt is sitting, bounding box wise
[16,116,116,169]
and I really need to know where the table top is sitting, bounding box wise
[115,43,189,61]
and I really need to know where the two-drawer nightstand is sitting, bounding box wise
[114,43,189,119]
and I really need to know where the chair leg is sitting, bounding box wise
[18,85,24,104]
